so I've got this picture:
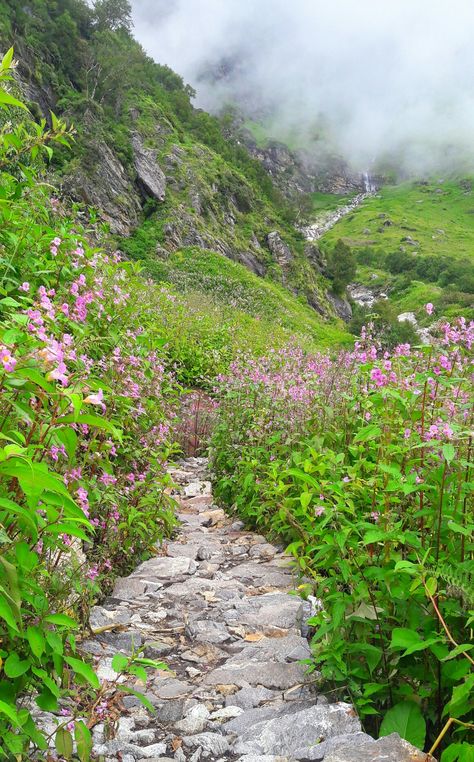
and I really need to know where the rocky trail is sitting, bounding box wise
[301,190,373,241]
[77,458,428,762]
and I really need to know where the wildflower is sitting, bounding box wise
[425,302,434,315]
[86,565,99,581]
[371,511,380,522]
[84,388,106,411]
[315,505,325,517]
[1,348,16,373]
[20,282,30,292]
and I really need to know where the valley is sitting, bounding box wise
[0,2,472,760]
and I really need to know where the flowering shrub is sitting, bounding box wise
[212,320,474,759]
[0,50,177,755]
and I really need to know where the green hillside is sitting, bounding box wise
[0,0,348,347]
[319,179,474,321]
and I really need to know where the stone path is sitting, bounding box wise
[85,458,430,762]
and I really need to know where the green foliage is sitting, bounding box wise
[320,179,474,319]
[349,300,419,348]
[327,238,357,293]
[211,335,474,756]
[92,0,132,32]
[0,51,178,754]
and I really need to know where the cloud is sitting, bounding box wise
[130,0,474,173]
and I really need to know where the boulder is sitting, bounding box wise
[132,132,167,201]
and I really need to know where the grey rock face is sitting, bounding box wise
[326,292,353,322]
[62,140,141,236]
[226,701,361,758]
[321,732,431,762]
[132,132,167,201]
[266,231,293,266]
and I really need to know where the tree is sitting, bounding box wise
[327,239,356,294]
[93,0,133,33]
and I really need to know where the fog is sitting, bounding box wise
[130,0,474,173]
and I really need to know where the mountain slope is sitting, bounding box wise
[0,0,349,342]
[318,178,474,323]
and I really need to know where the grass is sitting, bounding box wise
[320,178,474,260]
[126,246,351,349]
[310,190,358,213]
[319,178,474,320]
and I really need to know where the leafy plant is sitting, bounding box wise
[211,325,474,757]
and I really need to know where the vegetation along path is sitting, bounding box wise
[66,458,430,762]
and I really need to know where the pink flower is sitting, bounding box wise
[20,282,30,292]
[84,388,106,411]
[1,350,16,373]
[315,505,325,517]
[371,511,380,522]
[425,303,434,315]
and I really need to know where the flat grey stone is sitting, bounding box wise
[322,732,429,762]
[153,678,193,699]
[174,704,210,734]
[182,732,229,757]
[99,629,142,653]
[248,544,277,560]
[225,701,361,758]
[226,686,280,710]
[228,634,310,664]
[112,577,147,600]
[237,757,289,762]
[203,660,307,690]
[90,605,132,629]
[224,562,292,588]
[224,593,303,630]
[186,620,231,644]
[132,556,197,579]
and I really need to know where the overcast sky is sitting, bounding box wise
[130,0,474,172]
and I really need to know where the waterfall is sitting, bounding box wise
[363,170,376,193]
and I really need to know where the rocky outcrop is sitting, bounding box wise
[266,231,293,266]
[326,292,353,322]
[131,132,167,201]
[347,284,388,309]
[61,140,141,236]
[241,132,365,200]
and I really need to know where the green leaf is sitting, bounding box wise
[112,653,129,673]
[441,743,474,762]
[379,701,426,748]
[391,628,422,650]
[75,721,92,762]
[56,728,73,760]
[27,625,45,658]
[44,613,79,628]
[442,644,473,661]
[0,596,20,631]
[2,47,14,71]
[4,652,30,678]
[64,656,100,689]
[284,468,320,489]
[128,664,148,683]
[119,685,156,713]
[57,413,120,437]
[444,675,474,719]
[0,90,28,110]
[36,688,58,712]
[442,444,456,463]
[15,367,55,393]
[354,425,382,443]
[0,699,21,727]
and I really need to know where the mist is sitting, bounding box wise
[130,0,474,174]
